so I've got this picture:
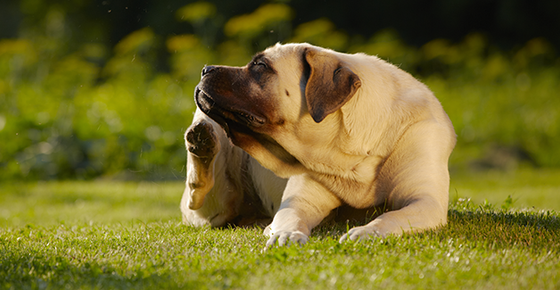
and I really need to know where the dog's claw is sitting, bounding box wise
[265,235,279,250]
[339,233,348,243]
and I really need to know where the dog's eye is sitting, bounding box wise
[253,61,267,69]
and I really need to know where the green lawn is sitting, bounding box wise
[1,170,559,289]
[0,181,183,227]
[451,168,560,212]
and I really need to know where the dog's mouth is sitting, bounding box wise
[195,86,302,169]
[195,87,266,136]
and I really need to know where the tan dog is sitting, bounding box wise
[181,43,456,247]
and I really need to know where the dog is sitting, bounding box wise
[180,43,456,247]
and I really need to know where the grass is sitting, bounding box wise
[0,182,183,227]
[1,170,559,289]
[450,168,560,212]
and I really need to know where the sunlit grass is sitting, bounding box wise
[1,175,559,289]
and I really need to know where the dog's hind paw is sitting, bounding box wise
[186,121,218,159]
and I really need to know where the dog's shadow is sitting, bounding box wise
[220,204,388,235]
[312,206,560,249]
[220,204,559,251]
[443,208,560,249]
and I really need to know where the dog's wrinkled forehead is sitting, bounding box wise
[261,43,311,81]
[265,43,310,59]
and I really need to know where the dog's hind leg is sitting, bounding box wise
[181,109,247,227]
[181,108,226,227]
[181,109,286,228]
[339,120,455,241]
[184,117,220,211]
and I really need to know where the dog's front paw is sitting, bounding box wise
[265,230,309,249]
[186,121,218,159]
[339,225,383,243]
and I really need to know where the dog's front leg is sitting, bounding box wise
[338,195,447,242]
[264,174,341,248]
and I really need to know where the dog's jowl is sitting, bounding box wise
[181,43,456,247]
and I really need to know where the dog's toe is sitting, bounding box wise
[265,231,309,249]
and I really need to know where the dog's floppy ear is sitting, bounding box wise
[304,47,361,123]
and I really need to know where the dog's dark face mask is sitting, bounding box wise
[194,44,361,176]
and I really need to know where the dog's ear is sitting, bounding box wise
[304,48,361,123]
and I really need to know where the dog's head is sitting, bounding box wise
[195,43,361,177]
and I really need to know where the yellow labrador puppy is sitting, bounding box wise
[181,43,456,247]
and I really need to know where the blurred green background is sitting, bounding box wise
[1,0,559,181]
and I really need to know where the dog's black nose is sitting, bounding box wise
[201,65,216,76]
